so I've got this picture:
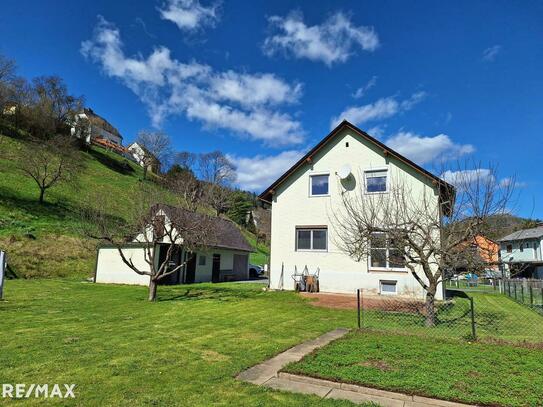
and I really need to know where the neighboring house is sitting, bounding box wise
[453,235,500,276]
[258,120,453,299]
[498,226,543,279]
[94,204,253,286]
[70,108,123,146]
[127,142,161,175]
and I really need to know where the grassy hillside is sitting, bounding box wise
[0,130,268,278]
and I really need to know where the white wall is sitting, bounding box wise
[269,127,442,300]
[95,246,151,286]
[191,249,249,282]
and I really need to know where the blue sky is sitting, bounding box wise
[1,0,542,217]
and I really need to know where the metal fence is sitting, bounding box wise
[355,287,543,346]
[503,279,543,314]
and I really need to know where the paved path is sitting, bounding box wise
[237,329,477,407]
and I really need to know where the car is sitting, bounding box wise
[248,264,264,278]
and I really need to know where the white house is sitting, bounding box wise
[127,142,161,175]
[70,108,123,145]
[498,226,543,279]
[94,204,253,286]
[259,120,452,299]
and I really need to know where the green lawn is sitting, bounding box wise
[0,279,361,406]
[283,330,543,407]
[359,291,543,344]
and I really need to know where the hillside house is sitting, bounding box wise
[127,142,161,175]
[259,120,453,299]
[498,226,543,279]
[70,108,123,146]
[94,204,253,285]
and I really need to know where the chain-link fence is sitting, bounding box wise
[356,286,543,346]
[503,279,543,314]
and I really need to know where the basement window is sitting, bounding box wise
[380,280,397,295]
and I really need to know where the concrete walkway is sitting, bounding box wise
[237,329,477,407]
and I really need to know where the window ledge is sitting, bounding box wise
[369,268,408,273]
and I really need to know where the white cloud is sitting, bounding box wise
[158,0,220,31]
[263,11,379,66]
[330,92,427,129]
[385,131,475,165]
[81,16,304,146]
[228,150,305,191]
[441,169,494,186]
[353,76,377,98]
[482,45,501,62]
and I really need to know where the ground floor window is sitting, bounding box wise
[380,280,397,295]
[369,232,406,270]
[296,227,328,251]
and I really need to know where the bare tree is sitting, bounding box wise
[174,151,197,172]
[198,151,236,216]
[15,135,79,204]
[332,163,514,326]
[83,183,215,301]
[0,54,16,113]
[134,130,172,179]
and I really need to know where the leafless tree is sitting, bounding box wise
[198,151,236,216]
[174,151,197,172]
[0,54,16,113]
[82,183,215,301]
[332,162,514,326]
[14,135,79,204]
[134,130,172,179]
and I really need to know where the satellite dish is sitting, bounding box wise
[337,164,352,180]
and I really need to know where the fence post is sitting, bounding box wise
[530,284,533,306]
[521,284,524,304]
[469,296,476,340]
[357,289,361,329]
[514,282,517,300]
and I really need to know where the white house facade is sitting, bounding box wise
[259,121,450,300]
[498,226,543,279]
[70,108,123,145]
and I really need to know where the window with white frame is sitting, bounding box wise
[310,174,329,196]
[364,169,388,193]
[369,233,406,270]
[380,280,397,295]
[296,227,327,251]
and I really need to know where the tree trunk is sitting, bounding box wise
[148,279,158,301]
[39,188,45,204]
[425,284,437,327]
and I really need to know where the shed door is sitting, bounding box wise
[233,254,249,279]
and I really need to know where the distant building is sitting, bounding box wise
[453,235,500,277]
[498,226,543,279]
[70,108,123,146]
[127,142,161,175]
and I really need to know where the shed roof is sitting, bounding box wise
[156,204,253,252]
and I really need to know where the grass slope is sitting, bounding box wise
[0,279,363,406]
[284,330,543,407]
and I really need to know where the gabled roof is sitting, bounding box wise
[258,120,455,206]
[156,204,253,252]
[498,226,543,242]
[84,108,123,140]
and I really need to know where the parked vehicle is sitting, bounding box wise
[248,264,263,278]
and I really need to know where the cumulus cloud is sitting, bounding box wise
[482,45,501,62]
[263,11,379,66]
[441,169,494,186]
[385,131,475,165]
[227,149,305,191]
[352,76,377,99]
[330,92,427,129]
[158,0,220,31]
[81,16,304,146]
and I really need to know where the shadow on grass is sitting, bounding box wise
[157,284,265,303]
[87,148,135,176]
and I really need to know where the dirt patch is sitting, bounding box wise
[201,350,230,363]
[300,292,425,314]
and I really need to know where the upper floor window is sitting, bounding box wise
[296,227,327,251]
[310,174,329,196]
[364,169,388,193]
[369,232,405,270]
